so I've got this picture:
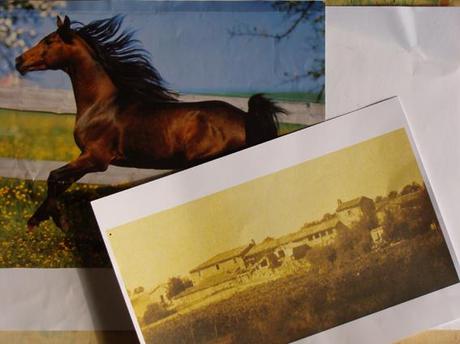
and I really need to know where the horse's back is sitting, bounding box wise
[115,100,247,168]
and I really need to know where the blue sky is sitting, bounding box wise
[23,1,324,95]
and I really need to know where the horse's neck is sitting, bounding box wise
[67,58,117,118]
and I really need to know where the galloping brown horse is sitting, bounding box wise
[15,15,285,230]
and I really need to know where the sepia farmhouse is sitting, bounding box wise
[190,243,254,284]
[166,191,429,305]
[182,196,380,294]
[336,196,375,227]
[243,217,349,269]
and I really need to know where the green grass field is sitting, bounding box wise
[0,108,79,161]
[0,176,127,267]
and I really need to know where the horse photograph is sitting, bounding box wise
[15,14,287,230]
[1,1,325,268]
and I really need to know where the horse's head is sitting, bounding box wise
[15,16,76,75]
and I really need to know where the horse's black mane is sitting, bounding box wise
[72,15,178,103]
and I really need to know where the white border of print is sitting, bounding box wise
[92,97,460,344]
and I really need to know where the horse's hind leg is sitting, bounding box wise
[27,152,109,230]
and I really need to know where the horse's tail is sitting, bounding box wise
[245,94,286,146]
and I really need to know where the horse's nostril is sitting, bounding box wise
[15,56,24,69]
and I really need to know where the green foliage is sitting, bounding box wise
[0,108,79,161]
[0,176,132,267]
[278,122,306,136]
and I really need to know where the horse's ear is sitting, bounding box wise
[57,15,70,29]
[57,15,72,43]
[63,16,71,29]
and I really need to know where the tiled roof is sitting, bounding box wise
[336,197,371,212]
[246,237,288,257]
[294,217,341,240]
[247,218,342,257]
[190,244,253,273]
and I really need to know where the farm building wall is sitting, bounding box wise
[306,228,338,247]
[337,207,365,227]
[191,256,246,283]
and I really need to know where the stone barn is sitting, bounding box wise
[244,237,290,268]
[189,242,254,284]
[336,196,376,227]
[287,217,348,255]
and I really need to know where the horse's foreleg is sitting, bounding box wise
[28,153,109,230]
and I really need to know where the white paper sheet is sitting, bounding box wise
[326,8,460,271]
[93,98,460,344]
[0,269,132,330]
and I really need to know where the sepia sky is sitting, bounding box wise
[108,128,425,291]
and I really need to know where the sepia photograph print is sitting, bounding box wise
[101,122,459,344]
